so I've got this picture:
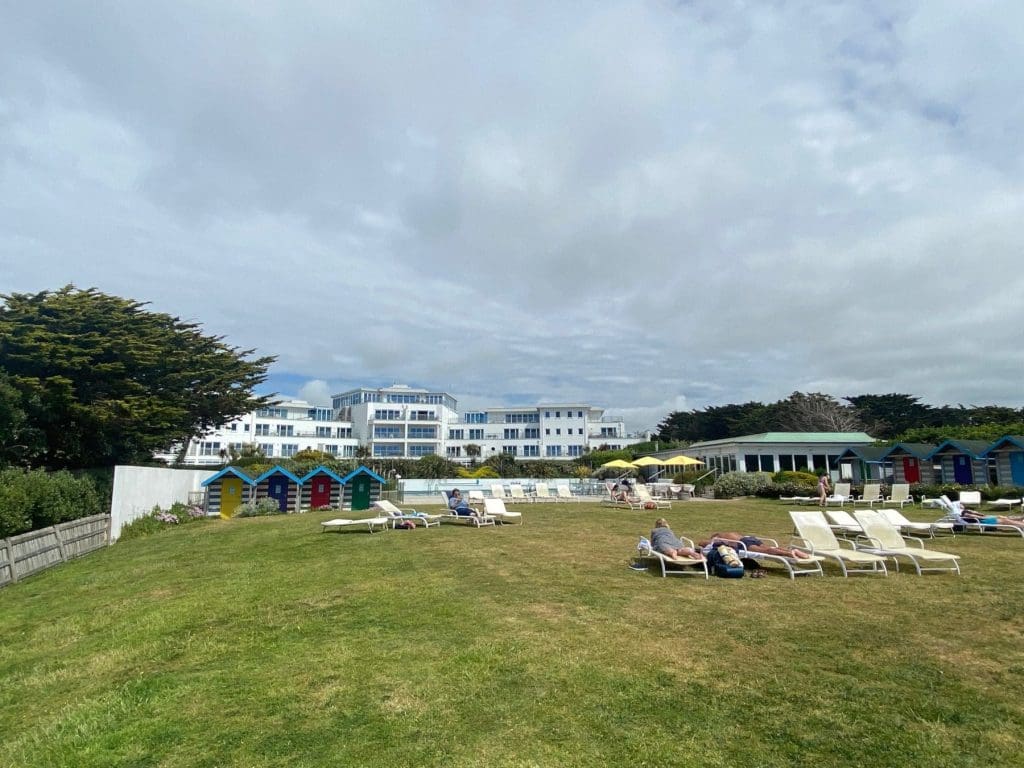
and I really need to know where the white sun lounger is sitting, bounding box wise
[789,510,888,577]
[634,536,708,579]
[373,499,443,528]
[877,508,955,538]
[483,497,523,525]
[711,536,825,580]
[852,510,961,575]
[321,516,390,533]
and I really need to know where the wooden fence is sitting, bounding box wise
[0,515,110,588]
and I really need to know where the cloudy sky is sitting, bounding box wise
[2,1,1023,432]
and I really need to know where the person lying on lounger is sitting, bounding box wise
[700,531,813,560]
[950,503,1024,530]
[650,518,704,560]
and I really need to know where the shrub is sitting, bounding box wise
[772,470,819,486]
[713,471,773,499]
[233,498,285,518]
[0,468,103,538]
[671,470,713,490]
[119,502,211,542]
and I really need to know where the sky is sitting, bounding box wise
[2,1,1023,433]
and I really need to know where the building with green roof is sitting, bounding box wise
[685,432,875,476]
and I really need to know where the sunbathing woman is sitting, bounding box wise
[701,531,813,560]
[955,506,1024,530]
[650,518,704,561]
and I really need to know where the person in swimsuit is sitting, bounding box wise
[701,531,812,560]
[818,473,832,506]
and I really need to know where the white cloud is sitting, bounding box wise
[3,0,1024,436]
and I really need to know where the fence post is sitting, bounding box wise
[52,523,68,564]
[3,537,18,583]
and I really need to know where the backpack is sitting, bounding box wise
[707,544,744,578]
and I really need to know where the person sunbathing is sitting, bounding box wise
[700,531,813,560]
[954,505,1024,530]
[650,518,704,561]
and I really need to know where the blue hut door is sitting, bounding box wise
[953,455,973,484]
[268,476,289,512]
[1010,452,1024,485]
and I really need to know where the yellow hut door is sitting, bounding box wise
[221,478,243,518]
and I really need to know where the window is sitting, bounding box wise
[504,428,520,440]
[199,441,221,456]
[522,445,539,457]
[524,428,540,439]
[504,413,539,423]
[374,426,401,439]
[568,445,583,457]
[502,445,518,455]
[409,410,435,421]
[555,429,561,436]
[744,454,759,472]
[281,444,298,457]
[546,445,563,457]
[336,427,352,438]
[469,429,483,440]
[779,455,794,472]
[545,429,550,435]
[374,409,401,421]
[322,444,339,455]
[259,443,275,456]
[578,411,583,418]
[316,426,332,438]
[408,426,436,439]
[243,424,250,432]
[307,407,333,421]
[544,411,551,418]
[449,429,465,440]
[256,407,287,418]
[465,412,487,424]
[408,444,436,457]
[373,444,402,457]
[556,411,561,418]
[255,423,270,436]
[760,455,775,472]
[812,454,828,473]
[228,423,237,431]
[794,455,809,471]
[275,424,294,437]
[447,446,462,457]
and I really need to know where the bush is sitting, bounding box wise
[772,470,819,486]
[713,471,773,499]
[119,502,210,542]
[233,498,285,517]
[0,468,103,538]
[457,466,500,479]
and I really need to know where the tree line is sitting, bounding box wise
[655,392,1024,444]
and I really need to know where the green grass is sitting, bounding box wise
[1,499,1023,768]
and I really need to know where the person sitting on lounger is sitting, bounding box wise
[448,489,477,517]
[950,502,1024,530]
[613,478,638,503]
[700,531,813,560]
[650,518,704,560]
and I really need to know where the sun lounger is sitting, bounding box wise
[483,497,523,525]
[877,508,955,538]
[508,484,533,503]
[937,495,1024,537]
[852,483,884,508]
[824,509,864,535]
[823,483,853,507]
[789,510,888,576]
[533,482,557,502]
[634,536,708,579]
[373,499,443,528]
[321,516,390,533]
[779,496,817,505]
[884,483,915,508]
[852,510,961,575]
[634,485,671,509]
[986,498,1023,513]
[556,484,581,502]
[602,482,642,509]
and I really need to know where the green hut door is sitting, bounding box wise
[351,476,371,510]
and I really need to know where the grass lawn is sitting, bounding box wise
[1,499,1022,767]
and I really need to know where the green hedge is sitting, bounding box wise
[0,468,104,538]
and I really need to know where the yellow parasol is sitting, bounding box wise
[664,455,704,466]
[631,456,666,467]
[600,459,636,469]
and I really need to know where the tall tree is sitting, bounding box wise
[775,392,862,432]
[0,286,275,468]
[843,393,933,439]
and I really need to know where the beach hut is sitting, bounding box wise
[927,440,991,485]
[835,445,891,485]
[882,443,937,485]
[254,465,303,513]
[299,466,346,510]
[340,466,386,510]
[981,436,1024,486]
[201,467,255,519]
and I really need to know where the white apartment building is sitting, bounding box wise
[163,384,643,466]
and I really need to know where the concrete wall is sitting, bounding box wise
[110,466,216,541]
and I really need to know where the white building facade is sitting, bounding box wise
[162,384,643,466]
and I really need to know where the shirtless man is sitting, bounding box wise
[701,531,812,560]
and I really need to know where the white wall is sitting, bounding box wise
[110,466,216,541]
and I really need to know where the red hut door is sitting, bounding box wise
[310,479,331,508]
[902,457,920,484]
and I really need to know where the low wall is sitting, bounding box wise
[110,465,216,540]
[0,515,110,588]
